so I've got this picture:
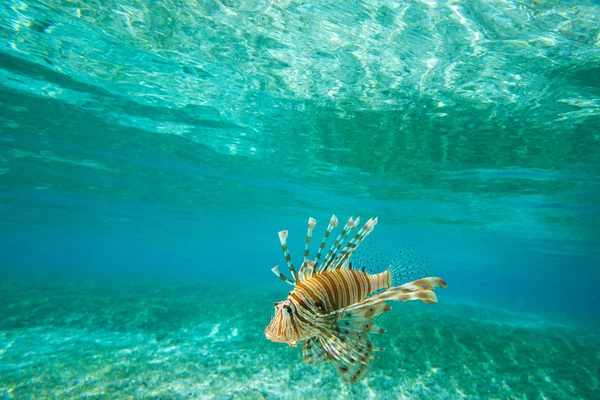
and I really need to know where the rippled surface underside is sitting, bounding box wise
[1,0,599,243]
[1,282,598,399]
[1,2,599,398]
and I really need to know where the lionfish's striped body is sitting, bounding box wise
[265,215,447,383]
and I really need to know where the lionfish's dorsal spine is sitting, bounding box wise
[321,217,358,272]
[271,215,378,285]
[278,230,299,282]
[334,217,378,270]
[314,215,338,271]
[271,265,295,286]
[331,216,360,269]
[298,260,316,282]
[304,217,316,263]
[297,218,318,283]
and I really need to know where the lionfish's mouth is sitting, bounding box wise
[264,325,280,342]
[264,329,276,341]
[265,326,298,347]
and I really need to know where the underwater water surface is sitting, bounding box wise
[1,0,599,398]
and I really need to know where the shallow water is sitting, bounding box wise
[1,282,598,399]
[1,0,599,398]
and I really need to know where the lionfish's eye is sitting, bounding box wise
[285,305,293,315]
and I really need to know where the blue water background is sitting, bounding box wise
[1,0,600,327]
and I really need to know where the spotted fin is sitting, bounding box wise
[335,301,391,321]
[336,316,386,335]
[333,356,372,383]
[302,337,328,364]
[317,278,446,382]
[320,328,381,383]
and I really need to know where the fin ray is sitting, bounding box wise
[278,230,298,283]
[314,215,338,270]
[332,217,378,270]
[271,265,294,286]
[298,260,316,283]
[321,217,357,271]
[302,337,328,364]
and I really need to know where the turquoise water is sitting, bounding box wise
[1,0,599,398]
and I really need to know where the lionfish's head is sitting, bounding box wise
[265,298,300,347]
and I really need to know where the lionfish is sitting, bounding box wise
[265,215,447,383]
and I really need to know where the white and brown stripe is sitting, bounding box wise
[265,214,447,384]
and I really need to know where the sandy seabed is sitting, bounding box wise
[0,282,598,399]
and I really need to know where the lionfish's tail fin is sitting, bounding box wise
[314,215,338,271]
[302,337,328,364]
[271,265,294,286]
[332,217,378,270]
[278,230,298,283]
[388,245,435,286]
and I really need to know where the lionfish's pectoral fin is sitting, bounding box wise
[336,315,386,335]
[316,278,447,383]
[331,300,392,323]
[396,277,447,293]
[332,356,372,383]
[302,337,328,364]
[328,276,447,331]
[318,327,382,383]
[340,277,446,311]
